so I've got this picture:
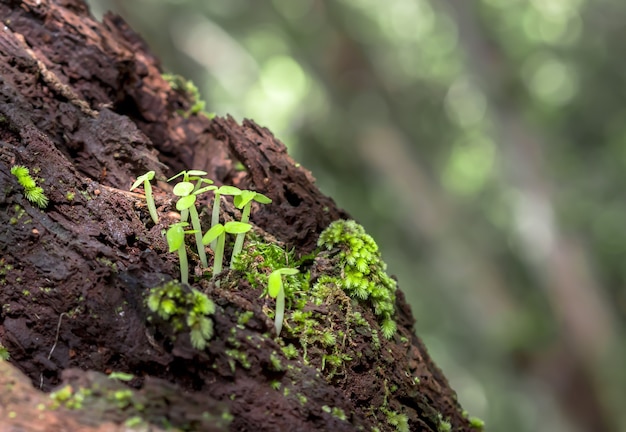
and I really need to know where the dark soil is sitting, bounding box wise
[0,1,476,431]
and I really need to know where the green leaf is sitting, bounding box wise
[268,271,282,298]
[278,268,299,276]
[224,221,252,234]
[194,185,217,195]
[216,185,242,195]
[187,170,208,177]
[130,171,155,191]
[254,193,272,204]
[166,224,185,252]
[173,181,195,196]
[176,194,196,210]
[234,190,256,208]
[202,223,225,245]
[167,171,186,182]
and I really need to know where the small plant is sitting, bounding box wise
[231,190,272,265]
[130,171,158,224]
[11,165,48,208]
[172,180,216,268]
[167,170,214,223]
[267,267,300,336]
[209,185,242,249]
[166,222,197,285]
[202,221,252,286]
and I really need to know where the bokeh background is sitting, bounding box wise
[87,1,626,431]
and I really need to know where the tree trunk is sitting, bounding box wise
[0,1,477,430]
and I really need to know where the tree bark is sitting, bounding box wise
[0,1,477,430]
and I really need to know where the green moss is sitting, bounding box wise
[384,409,409,432]
[146,280,216,350]
[162,73,213,118]
[317,220,398,339]
[11,165,48,209]
[322,405,348,421]
[0,344,10,361]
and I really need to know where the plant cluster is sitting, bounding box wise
[131,170,270,286]
[316,219,398,339]
[147,280,216,350]
[10,165,48,209]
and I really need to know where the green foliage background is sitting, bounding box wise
[88,1,626,431]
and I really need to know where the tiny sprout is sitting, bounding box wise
[173,181,215,268]
[267,268,299,336]
[166,221,197,285]
[202,221,252,286]
[11,165,48,209]
[130,171,158,224]
[167,170,214,223]
[231,190,272,265]
[210,185,242,249]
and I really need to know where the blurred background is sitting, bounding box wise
[87,1,626,431]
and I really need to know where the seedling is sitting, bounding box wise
[173,181,216,268]
[167,170,214,223]
[11,165,48,209]
[130,171,158,224]
[231,190,272,265]
[166,221,198,285]
[267,268,299,336]
[202,221,252,287]
[209,185,242,249]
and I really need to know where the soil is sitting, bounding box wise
[0,1,477,431]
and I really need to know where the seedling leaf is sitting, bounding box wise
[268,271,282,298]
[254,193,272,204]
[166,224,185,252]
[176,194,196,211]
[202,223,225,245]
[224,221,252,234]
[173,181,195,196]
[216,185,242,195]
[130,171,155,191]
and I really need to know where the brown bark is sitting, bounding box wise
[0,1,475,430]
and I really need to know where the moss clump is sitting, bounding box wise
[11,165,48,208]
[147,280,216,350]
[317,220,398,339]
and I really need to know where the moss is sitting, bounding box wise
[146,280,216,350]
[11,165,48,209]
[317,220,398,339]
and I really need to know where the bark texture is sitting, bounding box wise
[0,1,475,430]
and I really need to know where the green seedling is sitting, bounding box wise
[267,268,299,336]
[210,185,242,249]
[168,170,214,222]
[166,221,198,285]
[202,221,252,287]
[130,171,158,224]
[11,165,48,209]
[173,181,216,268]
[231,190,272,265]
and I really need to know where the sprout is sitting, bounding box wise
[130,171,158,224]
[166,221,197,285]
[209,185,242,250]
[173,181,216,268]
[11,165,48,209]
[230,190,272,265]
[267,268,299,336]
[167,170,213,223]
[202,221,251,287]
